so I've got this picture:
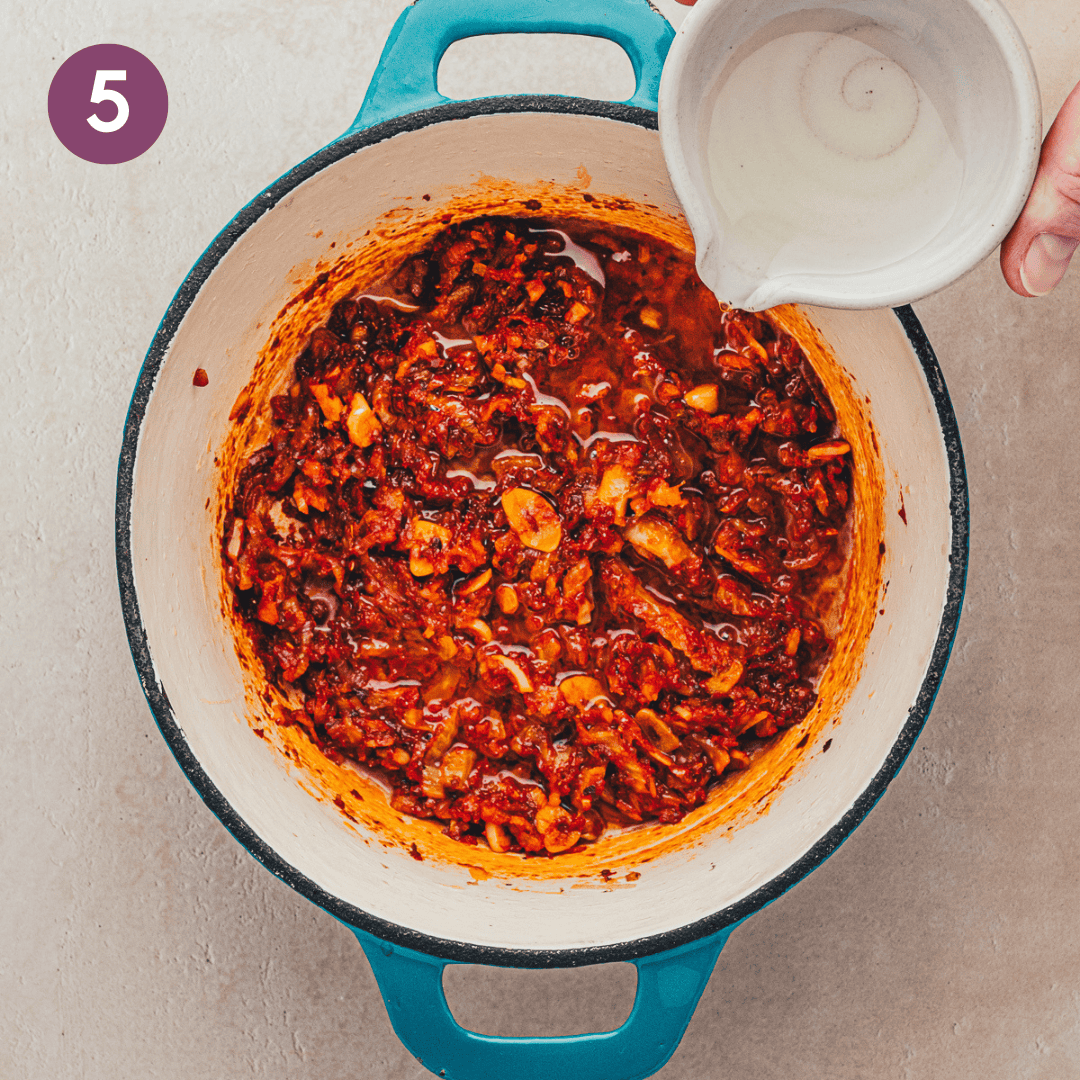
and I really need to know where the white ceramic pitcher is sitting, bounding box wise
[659,0,1042,310]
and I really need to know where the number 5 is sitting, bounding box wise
[87,70,129,133]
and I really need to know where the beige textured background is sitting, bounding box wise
[3,1,1079,1077]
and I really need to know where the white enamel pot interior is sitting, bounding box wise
[117,99,967,967]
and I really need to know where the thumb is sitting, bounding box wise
[1000,79,1080,297]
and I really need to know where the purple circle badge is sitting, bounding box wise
[48,44,168,165]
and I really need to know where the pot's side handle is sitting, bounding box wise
[350,924,734,1080]
[346,0,674,134]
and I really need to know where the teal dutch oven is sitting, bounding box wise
[116,1,968,1078]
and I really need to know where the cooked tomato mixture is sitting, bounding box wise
[222,217,852,855]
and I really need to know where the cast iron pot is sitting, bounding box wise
[116,2,968,1078]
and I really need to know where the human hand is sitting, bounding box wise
[1000,80,1080,296]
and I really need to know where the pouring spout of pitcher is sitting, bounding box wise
[693,227,789,313]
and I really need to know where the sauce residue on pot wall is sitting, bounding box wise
[213,176,885,884]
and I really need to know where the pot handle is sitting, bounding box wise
[346,0,674,134]
[350,923,736,1080]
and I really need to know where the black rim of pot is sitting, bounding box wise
[116,96,969,969]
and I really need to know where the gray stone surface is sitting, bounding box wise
[3,1,1078,1077]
